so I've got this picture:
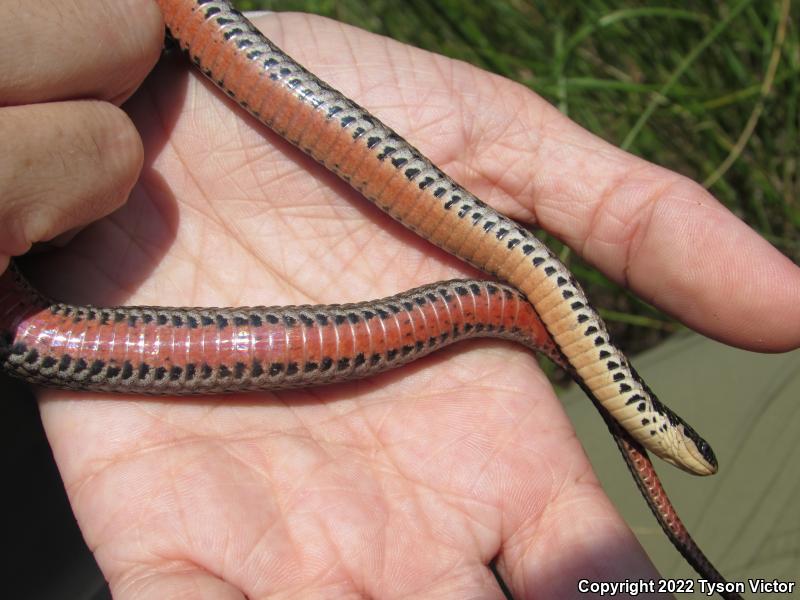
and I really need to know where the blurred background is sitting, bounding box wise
[5,1,797,598]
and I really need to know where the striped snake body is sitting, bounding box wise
[2,271,559,394]
[157,0,717,477]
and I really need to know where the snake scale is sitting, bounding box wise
[0,1,742,597]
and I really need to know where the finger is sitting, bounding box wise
[497,484,668,598]
[0,101,143,264]
[248,14,800,353]
[513,123,800,353]
[0,0,163,106]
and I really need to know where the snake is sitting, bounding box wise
[0,1,742,597]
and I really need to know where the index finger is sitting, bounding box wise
[0,0,163,106]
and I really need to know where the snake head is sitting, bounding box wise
[655,409,718,476]
[674,420,718,476]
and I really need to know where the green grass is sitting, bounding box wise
[234,0,799,359]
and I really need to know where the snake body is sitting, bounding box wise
[158,0,716,477]
[1,267,559,393]
[0,1,741,597]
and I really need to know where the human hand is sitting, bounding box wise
[8,4,800,599]
[0,1,163,275]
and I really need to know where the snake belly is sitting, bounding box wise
[155,0,716,477]
[1,267,557,394]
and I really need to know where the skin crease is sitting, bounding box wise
[3,1,800,598]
